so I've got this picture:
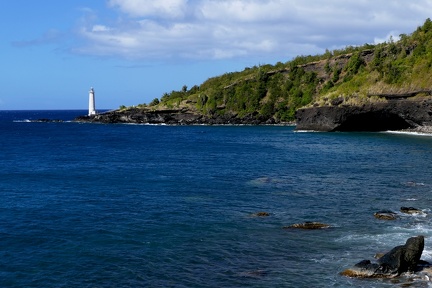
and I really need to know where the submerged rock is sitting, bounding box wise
[253,212,270,217]
[284,221,330,230]
[341,235,425,278]
[374,210,398,220]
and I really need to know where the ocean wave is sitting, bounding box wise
[404,181,426,187]
[12,119,68,123]
[13,119,31,123]
[391,223,432,234]
[294,130,322,133]
[385,130,432,137]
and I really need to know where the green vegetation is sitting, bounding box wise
[135,19,432,121]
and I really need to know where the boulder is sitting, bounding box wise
[400,207,425,215]
[341,235,425,278]
[340,260,382,278]
[374,210,398,220]
[283,221,330,229]
[378,235,424,274]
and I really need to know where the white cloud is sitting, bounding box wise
[92,25,110,32]
[108,0,188,18]
[198,0,289,22]
[374,31,401,45]
[74,0,432,61]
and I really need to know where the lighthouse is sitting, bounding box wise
[88,87,96,116]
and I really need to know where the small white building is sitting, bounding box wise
[88,87,96,116]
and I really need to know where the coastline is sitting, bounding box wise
[73,108,296,126]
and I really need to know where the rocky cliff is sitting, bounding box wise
[295,97,432,131]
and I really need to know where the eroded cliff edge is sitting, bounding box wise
[295,97,432,132]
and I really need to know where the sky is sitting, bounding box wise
[1,1,432,110]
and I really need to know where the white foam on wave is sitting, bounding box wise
[400,212,429,218]
[294,130,322,133]
[336,233,406,247]
[122,122,167,126]
[404,181,426,187]
[13,119,31,123]
[385,130,432,137]
[336,230,432,254]
[421,248,432,261]
[391,223,432,235]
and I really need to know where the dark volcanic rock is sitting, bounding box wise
[341,235,425,278]
[74,108,201,124]
[400,207,425,215]
[31,118,63,123]
[374,210,398,220]
[377,235,424,274]
[341,260,382,278]
[295,98,432,131]
[284,221,330,229]
[74,108,278,125]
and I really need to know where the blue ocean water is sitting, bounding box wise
[1,110,432,287]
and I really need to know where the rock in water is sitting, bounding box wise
[284,221,330,229]
[377,235,424,275]
[341,235,425,278]
[400,207,425,215]
[374,210,398,220]
[253,212,270,217]
[340,260,381,278]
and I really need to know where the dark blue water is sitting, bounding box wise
[1,110,432,287]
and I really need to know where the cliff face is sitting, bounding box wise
[295,98,432,131]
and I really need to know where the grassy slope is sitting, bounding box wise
[129,19,432,122]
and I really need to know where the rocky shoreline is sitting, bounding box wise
[73,97,432,132]
[71,97,432,135]
[74,107,287,125]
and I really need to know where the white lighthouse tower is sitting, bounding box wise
[88,87,96,116]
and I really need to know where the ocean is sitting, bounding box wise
[1,110,432,287]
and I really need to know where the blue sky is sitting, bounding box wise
[1,0,431,110]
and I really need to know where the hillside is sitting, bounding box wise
[78,19,432,127]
